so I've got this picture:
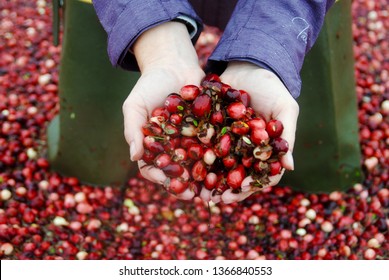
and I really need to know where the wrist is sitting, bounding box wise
[224,61,283,85]
[133,21,199,73]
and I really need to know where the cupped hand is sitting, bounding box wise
[123,22,299,204]
[217,61,299,204]
[123,66,204,187]
[122,22,205,197]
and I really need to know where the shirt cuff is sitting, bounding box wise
[106,0,202,71]
[174,15,199,39]
[208,27,302,99]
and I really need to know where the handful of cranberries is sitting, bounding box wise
[141,74,289,203]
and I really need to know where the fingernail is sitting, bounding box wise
[287,152,294,170]
[130,142,136,161]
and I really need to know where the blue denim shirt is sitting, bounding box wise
[92,0,335,98]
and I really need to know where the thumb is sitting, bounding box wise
[122,96,148,161]
[275,101,299,171]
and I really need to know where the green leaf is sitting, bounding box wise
[165,129,176,135]
[177,105,184,111]
[124,198,134,208]
[242,136,252,145]
[193,119,198,127]
[221,127,228,135]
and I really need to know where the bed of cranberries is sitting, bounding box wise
[0,0,388,260]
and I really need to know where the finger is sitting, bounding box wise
[238,176,262,202]
[240,176,255,193]
[220,175,256,203]
[200,187,212,202]
[221,189,241,204]
[175,188,196,200]
[138,160,167,184]
[210,193,222,204]
[275,100,299,171]
[123,96,148,161]
[266,171,284,187]
[237,191,256,202]
[236,170,284,203]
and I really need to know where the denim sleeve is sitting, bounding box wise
[92,0,203,71]
[207,0,335,98]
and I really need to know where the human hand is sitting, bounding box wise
[217,61,299,203]
[122,22,205,199]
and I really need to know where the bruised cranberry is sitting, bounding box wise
[180,123,197,137]
[173,148,187,162]
[164,138,180,153]
[253,145,273,161]
[142,123,162,136]
[271,138,289,155]
[188,144,204,160]
[231,121,249,135]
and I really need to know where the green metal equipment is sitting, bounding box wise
[283,0,362,192]
[48,0,140,187]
